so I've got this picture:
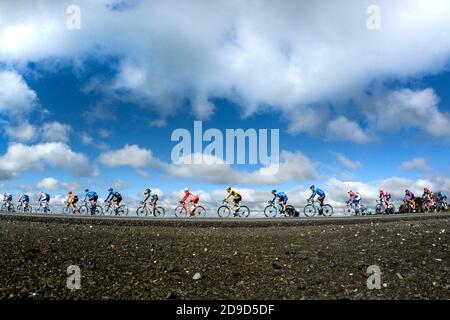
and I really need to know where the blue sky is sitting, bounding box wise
[0,0,450,209]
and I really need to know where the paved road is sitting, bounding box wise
[1,211,450,227]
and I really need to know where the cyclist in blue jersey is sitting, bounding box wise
[271,189,288,214]
[38,192,50,211]
[19,194,30,208]
[3,193,13,211]
[84,189,98,213]
[308,185,326,213]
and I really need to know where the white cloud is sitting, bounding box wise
[401,157,429,171]
[4,122,38,142]
[36,177,78,192]
[98,144,160,169]
[2,1,450,123]
[0,70,37,115]
[41,122,72,143]
[326,116,372,144]
[333,152,362,170]
[149,119,167,128]
[369,88,450,138]
[0,142,90,180]
[166,150,316,185]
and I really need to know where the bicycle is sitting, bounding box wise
[264,200,296,218]
[1,201,15,212]
[63,201,80,214]
[303,199,333,217]
[174,201,206,218]
[398,199,416,213]
[79,200,103,216]
[421,197,436,213]
[136,201,165,217]
[35,201,52,214]
[375,200,395,214]
[343,202,370,216]
[217,199,250,218]
[104,200,129,216]
[436,198,448,212]
[16,201,32,213]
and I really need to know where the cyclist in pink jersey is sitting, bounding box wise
[179,188,199,216]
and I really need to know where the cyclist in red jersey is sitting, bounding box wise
[179,188,199,216]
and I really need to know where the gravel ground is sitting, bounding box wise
[0,215,448,300]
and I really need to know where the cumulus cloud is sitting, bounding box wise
[0,142,90,180]
[41,122,72,143]
[2,0,450,126]
[4,122,38,142]
[333,152,362,170]
[368,88,450,137]
[36,177,78,192]
[401,157,429,171]
[98,144,161,169]
[166,150,316,185]
[326,116,372,144]
[0,70,37,115]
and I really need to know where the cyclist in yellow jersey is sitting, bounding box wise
[224,186,242,212]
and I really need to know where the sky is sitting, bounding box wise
[0,0,450,211]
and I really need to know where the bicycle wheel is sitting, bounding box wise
[303,204,316,217]
[155,206,165,217]
[79,205,88,215]
[17,204,23,213]
[343,206,354,216]
[117,205,128,216]
[238,206,250,218]
[136,205,148,216]
[25,205,32,213]
[95,205,104,216]
[322,204,333,217]
[375,204,383,215]
[264,205,277,218]
[1,203,6,211]
[174,205,187,218]
[217,205,230,218]
[194,206,206,217]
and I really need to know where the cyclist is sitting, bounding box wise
[64,191,79,212]
[105,187,122,211]
[143,188,159,216]
[422,187,434,209]
[347,190,361,213]
[379,189,391,207]
[179,188,199,216]
[308,185,325,214]
[436,191,448,209]
[224,186,242,214]
[404,189,416,212]
[18,194,30,211]
[38,192,51,212]
[271,189,288,214]
[84,189,98,214]
[3,193,13,211]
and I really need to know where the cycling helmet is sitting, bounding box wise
[271,189,277,194]
[108,187,114,192]
[183,188,189,193]
[226,186,232,192]
[84,189,89,193]
[424,187,430,192]
[309,185,315,190]
[144,188,151,194]
[348,190,355,196]
[379,189,384,194]
[68,191,73,195]
[405,189,409,193]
